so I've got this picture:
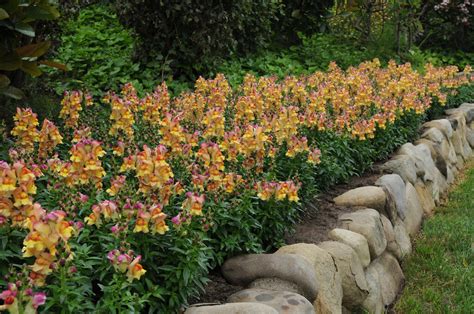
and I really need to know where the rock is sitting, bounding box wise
[228,289,314,314]
[398,142,448,204]
[318,241,369,309]
[458,103,474,123]
[221,254,319,303]
[393,222,412,260]
[328,228,371,268]
[466,128,474,148]
[420,128,457,168]
[379,155,417,185]
[404,182,424,236]
[379,215,399,259]
[415,138,450,178]
[375,174,406,221]
[333,186,386,212]
[339,208,387,259]
[369,252,405,306]
[362,265,384,314]
[276,243,342,314]
[423,119,453,139]
[414,180,435,215]
[448,112,472,160]
[249,278,302,295]
[185,302,278,314]
[446,104,474,124]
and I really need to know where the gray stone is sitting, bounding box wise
[339,208,387,259]
[369,252,405,306]
[420,128,457,167]
[458,103,474,123]
[328,228,371,268]
[318,241,369,309]
[249,278,302,295]
[276,243,342,314]
[333,186,386,212]
[185,302,278,314]
[379,215,399,260]
[466,128,474,148]
[228,289,314,314]
[375,174,406,221]
[398,142,448,204]
[362,265,384,314]
[404,182,424,236]
[379,155,417,185]
[423,119,453,139]
[221,254,318,302]
[394,222,412,260]
[448,112,472,160]
[414,180,435,215]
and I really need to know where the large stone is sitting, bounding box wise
[276,243,342,314]
[415,138,450,179]
[375,174,406,221]
[414,180,435,215]
[248,278,302,295]
[459,103,474,123]
[368,252,405,306]
[339,208,387,258]
[318,241,369,309]
[362,265,384,314]
[421,128,457,168]
[466,128,474,148]
[404,182,424,236]
[333,186,386,212]
[228,289,314,314]
[221,254,318,303]
[393,222,412,260]
[328,228,371,268]
[379,215,399,259]
[379,155,417,185]
[448,112,472,160]
[398,142,448,204]
[185,302,278,314]
[423,119,453,139]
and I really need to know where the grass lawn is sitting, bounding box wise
[394,164,474,313]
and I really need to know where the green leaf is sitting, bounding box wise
[39,59,69,71]
[16,41,51,57]
[0,85,24,99]
[21,60,42,76]
[0,8,9,20]
[0,74,10,88]
[14,22,35,37]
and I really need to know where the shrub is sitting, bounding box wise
[46,4,190,97]
[113,0,281,78]
[0,62,471,313]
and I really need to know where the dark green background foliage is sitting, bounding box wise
[114,0,283,79]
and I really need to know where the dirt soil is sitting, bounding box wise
[192,161,386,306]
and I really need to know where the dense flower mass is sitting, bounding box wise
[0,60,472,312]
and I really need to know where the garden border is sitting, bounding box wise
[185,102,474,314]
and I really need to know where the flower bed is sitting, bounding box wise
[0,60,472,313]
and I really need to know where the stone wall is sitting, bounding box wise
[185,103,474,314]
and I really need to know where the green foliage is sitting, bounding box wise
[47,4,190,97]
[0,0,63,99]
[114,0,282,78]
[214,34,396,87]
[395,165,474,313]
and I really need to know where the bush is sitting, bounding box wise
[46,4,190,97]
[114,0,281,79]
[0,62,471,313]
[213,34,398,87]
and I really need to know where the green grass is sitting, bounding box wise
[395,166,474,313]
